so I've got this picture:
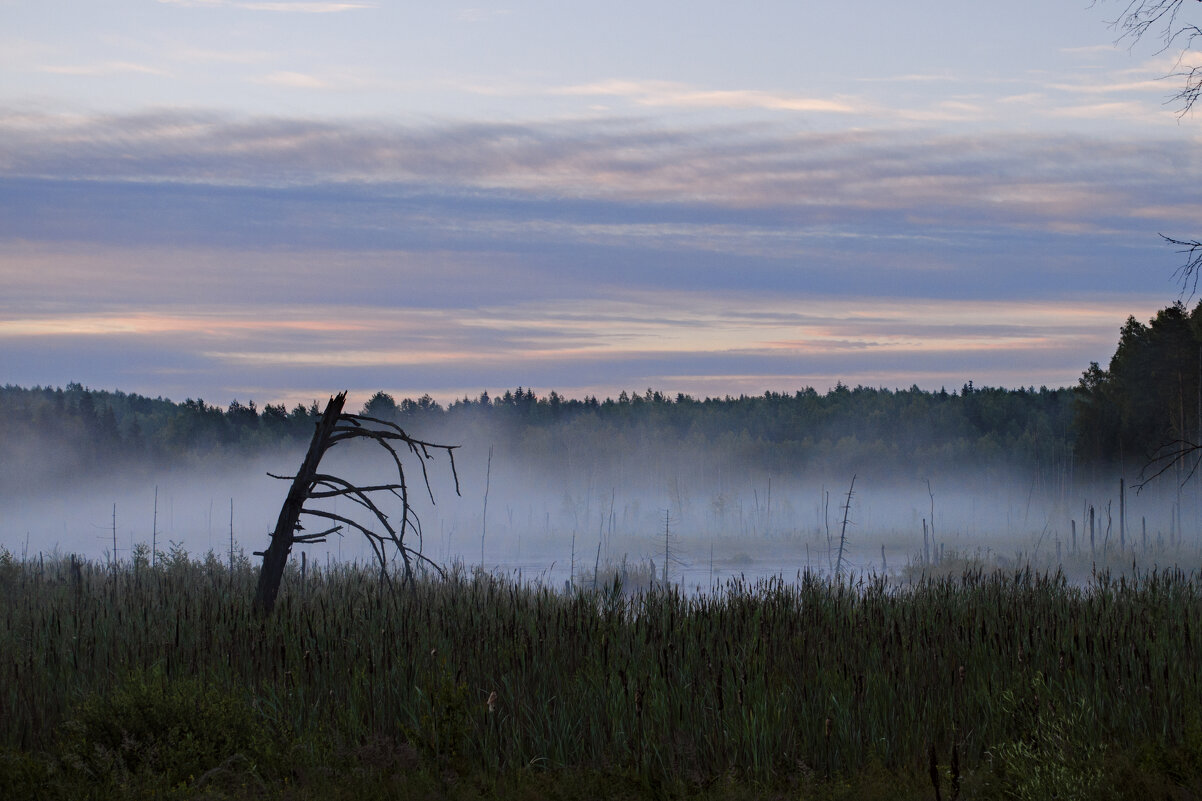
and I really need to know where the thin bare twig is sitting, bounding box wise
[1164,235,1202,300]
[1134,437,1202,491]
[1098,3,1202,292]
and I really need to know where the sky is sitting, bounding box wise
[2,0,1201,409]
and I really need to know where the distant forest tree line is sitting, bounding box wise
[3,301,1200,490]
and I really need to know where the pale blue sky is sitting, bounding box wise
[1,1,1199,406]
[0,1,1180,126]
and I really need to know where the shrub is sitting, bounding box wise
[986,672,1107,801]
[0,748,53,798]
[57,669,281,792]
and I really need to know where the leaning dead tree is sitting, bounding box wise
[254,391,459,614]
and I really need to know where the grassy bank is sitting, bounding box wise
[2,547,1201,799]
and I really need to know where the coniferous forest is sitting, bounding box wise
[1,378,1081,489]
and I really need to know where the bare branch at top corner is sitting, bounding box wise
[1165,234,1202,301]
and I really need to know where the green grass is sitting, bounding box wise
[2,545,1202,798]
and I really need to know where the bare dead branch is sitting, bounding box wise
[292,528,340,544]
[301,508,387,544]
[308,476,404,498]
[300,508,405,583]
[1164,234,1202,300]
[311,476,401,539]
[1097,3,1202,295]
[1103,0,1202,115]
[1134,437,1202,491]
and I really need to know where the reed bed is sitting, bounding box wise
[2,549,1201,795]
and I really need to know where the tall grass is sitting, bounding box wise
[1,547,1201,790]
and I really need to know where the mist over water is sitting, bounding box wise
[4,413,1199,589]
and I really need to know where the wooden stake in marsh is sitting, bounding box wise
[254,391,460,615]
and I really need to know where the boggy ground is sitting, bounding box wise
[2,547,1201,799]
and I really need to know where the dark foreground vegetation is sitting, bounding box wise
[3,549,1202,800]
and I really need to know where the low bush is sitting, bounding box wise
[56,669,284,795]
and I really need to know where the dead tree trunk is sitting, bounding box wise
[253,391,459,615]
[254,391,347,614]
[836,474,856,578]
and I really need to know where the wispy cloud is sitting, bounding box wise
[0,291,1162,404]
[168,45,275,65]
[554,79,860,114]
[0,110,1195,251]
[0,311,369,338]
[1061,44,1122,56]
[252,71,331,89]
[894,99,987,122]
[0,109,1189,397]
[155,0,377,11]
[1048,78,1168,94]
[1032,53,1202,119]
[456,8,512,23]
[998,92,1047,105]
[854,73,961,83]
[40,62,173,77]
[1051,101,1157,118]
[1128,203,1202,223]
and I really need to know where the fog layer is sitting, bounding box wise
[3,394,1194,588]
